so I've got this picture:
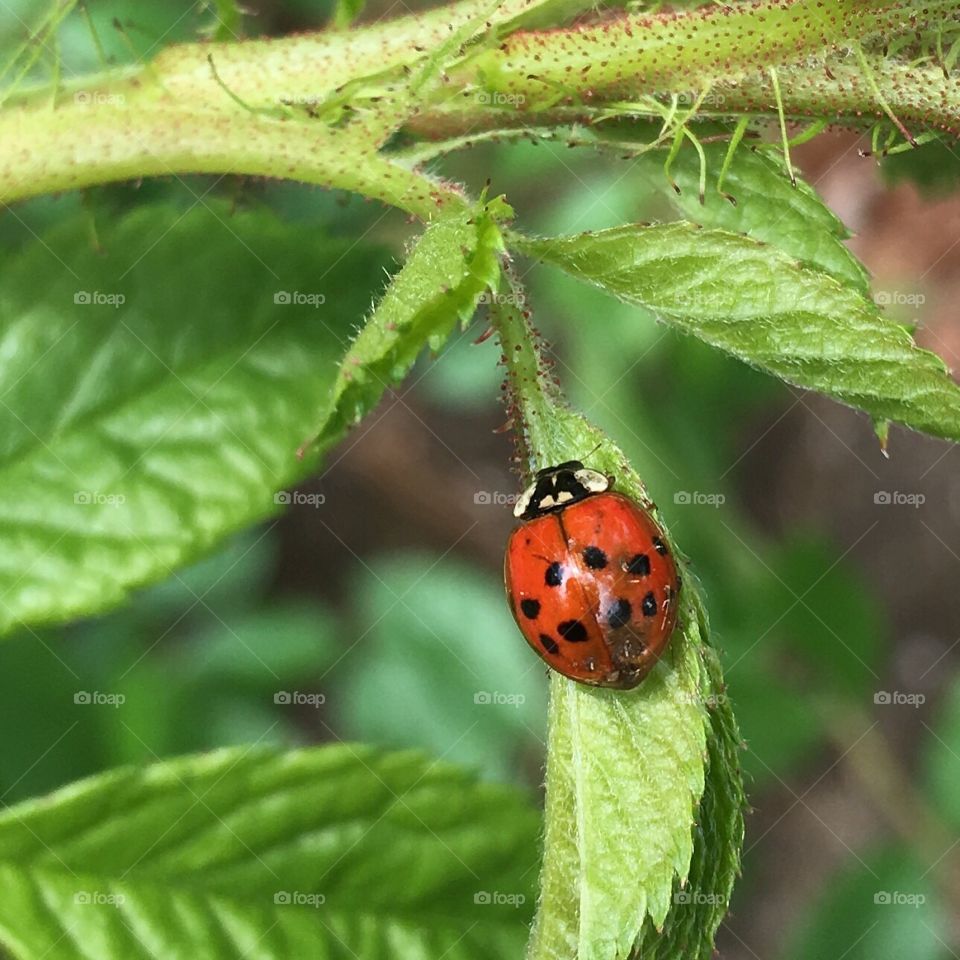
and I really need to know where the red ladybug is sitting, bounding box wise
[504,461,681,689]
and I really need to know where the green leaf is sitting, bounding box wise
[521,223,960,444]
[633,623,744,960]
[529,598,743,960]
[491,292,743,960]
[631,139,870,292]
[0,203,381,636]
[0,745,540,959]
[529,611,705,959]
[308,199,506,452]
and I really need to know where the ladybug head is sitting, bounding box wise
[513,460,610,520]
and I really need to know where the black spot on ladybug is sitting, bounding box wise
[607,598,632,629]
[623,553,650,576]
[539,633,559,655]
[652,537,668,555]
[558,619,589,643]
[545,562,563,587]
[582,546,608,569]
[641,591,657,617]
[520,598,541,619]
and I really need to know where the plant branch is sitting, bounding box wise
[1,0,959,213]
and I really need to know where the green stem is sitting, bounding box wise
[0,100,464,217]
[445,0,958,109]
[0,0,958,213]
[488,264,561,476]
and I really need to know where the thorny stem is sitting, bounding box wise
[488,262,560,478]
[1,0,959,213]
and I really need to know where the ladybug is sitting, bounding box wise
[504,460,681,689]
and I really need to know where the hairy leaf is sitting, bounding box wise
[630,139,869,292]
[492,291,742,960]
[309,199,506,452]
[522,223,960,444]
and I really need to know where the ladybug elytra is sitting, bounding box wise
[504,461,680,689]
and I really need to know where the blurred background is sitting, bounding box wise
[2,1,960,958]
